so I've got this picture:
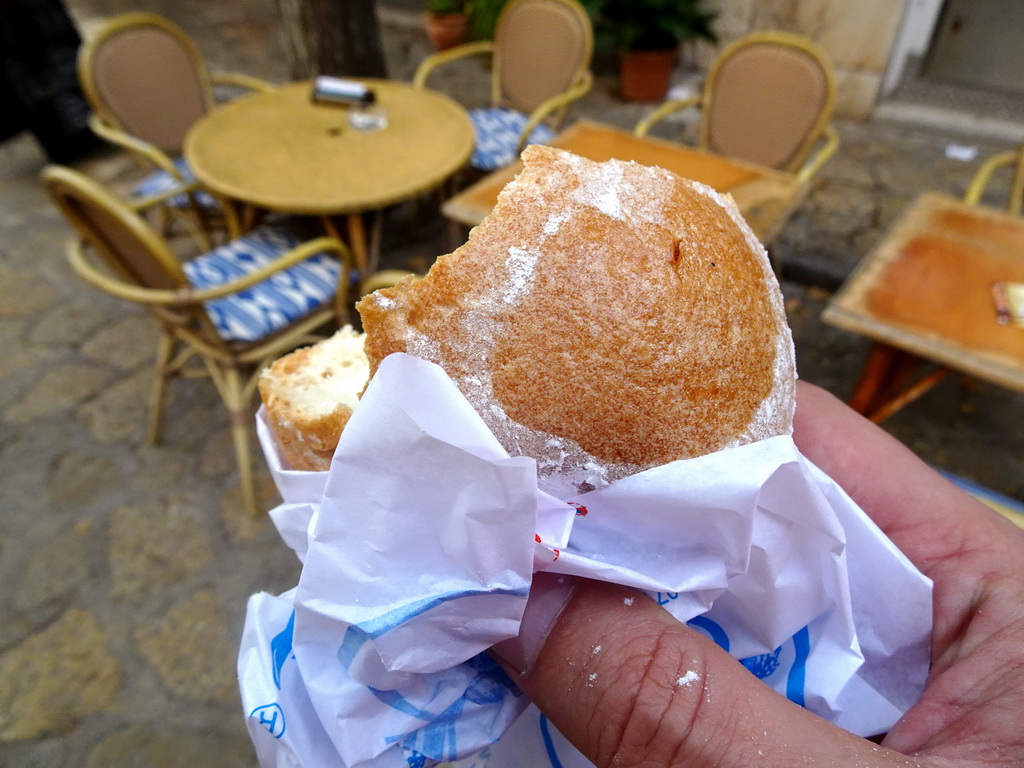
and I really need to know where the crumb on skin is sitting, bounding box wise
[676,670,700,687]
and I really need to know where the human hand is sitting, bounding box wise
[491,381,1024,767]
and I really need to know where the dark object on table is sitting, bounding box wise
[311,76,374,107]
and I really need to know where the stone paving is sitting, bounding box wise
[2,3,1024,767]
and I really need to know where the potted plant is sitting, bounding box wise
[425,0,471,51]
[585,0,717,101]
[468,0,508,42]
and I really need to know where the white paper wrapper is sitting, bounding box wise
[241,353,932,768]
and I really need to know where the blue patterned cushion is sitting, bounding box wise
[182,226,342,343]
[134,156,218,210]
[469,107,556,171]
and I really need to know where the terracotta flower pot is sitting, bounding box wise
[620,47,679,102]
[425,12,470,52]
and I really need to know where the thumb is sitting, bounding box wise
[492,573,912,768]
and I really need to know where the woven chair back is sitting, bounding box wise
[703,33,835,172]
[43,166,190,293]
[494,0,592,116]
[80,13,211,154]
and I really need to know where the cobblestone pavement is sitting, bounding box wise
[2,3,1024,767]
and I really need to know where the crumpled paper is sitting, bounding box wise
[240,353,932,768]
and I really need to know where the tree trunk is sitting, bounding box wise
[276,0,388,80]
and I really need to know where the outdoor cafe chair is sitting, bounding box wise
[963,141,1024,214]
[42,164,354,516]
[413,0,594,172]
[77,12,276,247]
[634,31,840,183]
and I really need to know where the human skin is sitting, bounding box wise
[491,381,1024,768]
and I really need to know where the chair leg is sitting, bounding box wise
[232,408,258,517]
[146,333,175,445]
[155,204,172,237]
[222,366,258,517]
[172,196,215,252]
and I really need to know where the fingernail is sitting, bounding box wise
[492,571,576,676]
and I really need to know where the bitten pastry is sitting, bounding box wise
[258,326,369,471]
[357,146,796,496]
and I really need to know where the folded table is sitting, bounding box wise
[824,191,1024,422]
[441,119,811,245]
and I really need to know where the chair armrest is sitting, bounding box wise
[87,115,220,224]
[795,123,840,182]
[88,114,180,177]
[67,236,352,305]
[514,71,593,156]
[413,40,494,89]
[360,269,419,295]
[209,71,277,94]
[963,150,1020,206]
[127,180,203,213]
[633,96,701,138]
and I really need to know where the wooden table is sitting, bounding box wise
[185,79,474,275]
[823,192,1024,422]
[441,119,810,244]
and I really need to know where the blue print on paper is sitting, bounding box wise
[540,713,565,768]
[249,703,287,739]
[356,586,530,639]
[741,646,782,679]
[271,611,296,690]
[338,627,525,764]
[687,617,810,708]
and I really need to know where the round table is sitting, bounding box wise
[184,79,474,274]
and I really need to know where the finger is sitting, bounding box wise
[493,574,914,768]
[791,381,1008,570]
[790,381,1024,708]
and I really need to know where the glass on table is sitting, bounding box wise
[348,101,388,132]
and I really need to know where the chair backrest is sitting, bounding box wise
[1005,146,1024,215]
[700,31,836,173]
[78,12,213,155]
[42,165,190,293]
[492,0,593,115]
[963,142,1024,215]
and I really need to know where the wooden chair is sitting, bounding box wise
[635,31,839,183]
[42,165,353,515]
[413,0,593,172]
[77,12,276,245]
[963,142,1024,213]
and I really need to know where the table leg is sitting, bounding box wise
[446,217,468,253]
[346,213,369,278]
[319,216,357,321]
[218,197,244,240]
[868,367,950,424]
[870,351,928,410]
[368,210,383,277]
[242,204,266,233]
[320,215,367,277]
[849,342,903,415]
[849,341,951,423]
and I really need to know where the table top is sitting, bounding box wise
[441,119,809,243]
[185,79,474,216]
[824,192,1024,393]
